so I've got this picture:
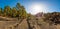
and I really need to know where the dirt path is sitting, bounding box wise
[17,19,28,29]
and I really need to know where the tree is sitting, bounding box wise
[16,3,22,19]
[0,3,27,19]
[20,6,27,19]
[3,6,11,17]
[16,3,27,19]
[12,7,17,17]
[0,8,2,16]
[16,3,21,9]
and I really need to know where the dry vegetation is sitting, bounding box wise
[0,2,60,29]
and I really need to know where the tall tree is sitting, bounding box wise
[16,3,27,19]
[12,7,17,17]
[4,6,11,17]
[16,3,21,9]
[20,6,27,19]
[0,8,2,16]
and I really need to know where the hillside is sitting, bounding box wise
[0,12,60,29]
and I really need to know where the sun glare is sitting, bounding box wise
[30,3,46,14]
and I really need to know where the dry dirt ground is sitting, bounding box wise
[0,16,60,29]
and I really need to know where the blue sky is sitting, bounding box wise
[0,0,60,14]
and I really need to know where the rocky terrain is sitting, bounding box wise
[0,12,60,29]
